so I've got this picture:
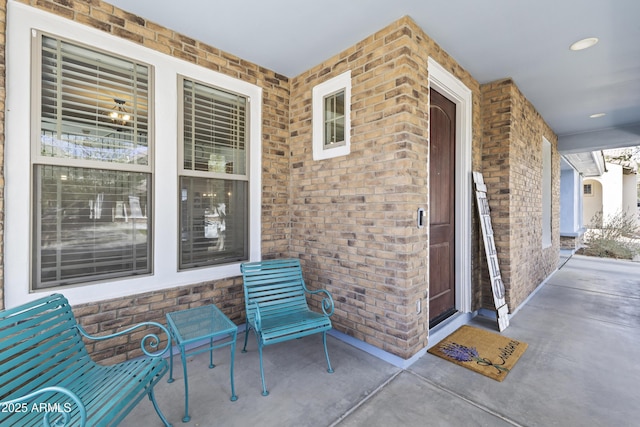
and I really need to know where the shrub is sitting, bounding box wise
[583,210,640,259]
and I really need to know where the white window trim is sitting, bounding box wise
[177,75,251,270]
[312,70,351,160]
[5,2,262,308]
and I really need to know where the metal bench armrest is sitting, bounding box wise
[251,302,263,331]
[305,288,335,316]
[0,386,87,427]
[76,321,171,357]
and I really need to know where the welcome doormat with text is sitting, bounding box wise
[427,325,528,382]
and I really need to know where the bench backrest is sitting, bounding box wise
[0,294,90,401]
[241,259,310,323]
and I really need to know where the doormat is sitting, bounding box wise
[427,325,527,382]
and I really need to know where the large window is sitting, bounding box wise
[178,77,249,269]
[32,33,153,289]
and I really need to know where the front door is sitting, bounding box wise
[428,88,456,328]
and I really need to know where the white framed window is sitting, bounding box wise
[312,70,351,160]
[31,31,153,290]
[7,2,262,307]
[584,183,593,196]
[178,76,249,269]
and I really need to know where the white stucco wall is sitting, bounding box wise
[582,163,637,228]
[583,179,603,227]
[600,164,624,221]
[623,173,639,227]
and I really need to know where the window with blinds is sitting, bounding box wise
[179,76,249,269]
[39,34,149,165]
[32,32,153,290]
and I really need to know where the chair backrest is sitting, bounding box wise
[0,294,90,400]
[241,259,309,323]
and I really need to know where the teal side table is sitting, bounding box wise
[166,304,238,422]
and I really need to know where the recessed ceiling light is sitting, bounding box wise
[570,37,599,51]
[590,113,606,118]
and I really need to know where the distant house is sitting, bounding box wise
[561,149,639,252]
[560,151,605,251]
[583,149,639,228]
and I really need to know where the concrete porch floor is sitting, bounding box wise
[122,255,640,427]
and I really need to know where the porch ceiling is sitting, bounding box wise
[562,152,605,177]
[105,0,640,154]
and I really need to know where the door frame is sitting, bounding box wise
[427,58,473,325]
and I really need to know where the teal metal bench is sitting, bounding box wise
[0,293,172,427]
[240,258,334,396]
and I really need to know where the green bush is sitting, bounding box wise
[583,210,640,259]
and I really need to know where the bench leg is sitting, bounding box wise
[148,389,173,427]
[241,322,250,353]
[243,325,269,396]
[323,331,334,374]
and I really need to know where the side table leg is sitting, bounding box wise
[209,337,215,369]
[168,330,175,383]
[180,345,191,423]
[230,330,237,401]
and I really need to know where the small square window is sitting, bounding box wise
[313,71,351,160]
[584,184,592,195]
[324,90,346,148]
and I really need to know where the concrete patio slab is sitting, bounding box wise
[335,370,515,427]
[122,332,401,427]
[122,255,640,426]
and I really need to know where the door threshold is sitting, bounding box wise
[427,311,476,350]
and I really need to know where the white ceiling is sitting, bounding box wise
[106,0,640,154]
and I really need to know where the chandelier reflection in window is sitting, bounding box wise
[109,98,131,127]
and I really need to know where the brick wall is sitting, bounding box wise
[481,79,559,310]
[74,277,245,363]
[13,0,290,363]
[560,234,583,250]
[289,17,484,359]
[2,2,559,362]
[508,82,560,308]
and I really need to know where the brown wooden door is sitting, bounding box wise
[429,88,456,328]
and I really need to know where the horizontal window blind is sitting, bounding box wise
[32,33,154,290]
[182,79,246,175]
[179,177,248,269]
[40,35,149,165]
[179,77,249,269]
[34,165,151,289]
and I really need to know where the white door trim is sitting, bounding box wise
[427,57,473,323]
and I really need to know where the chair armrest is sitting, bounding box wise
[250,302,262,331]
[0,386,87,427]
[76,321,171,358]
[306,288,335,317]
